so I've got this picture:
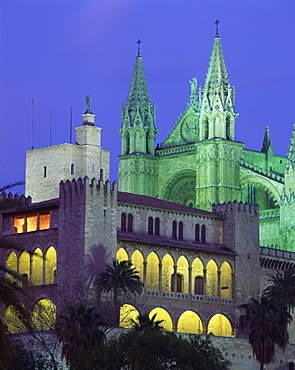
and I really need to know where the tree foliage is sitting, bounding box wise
[131,312,164,332]
[73,331,231,370]
[262,267,295,312]
[56,304,106,366]
[240,296,292,368]
[95,260,143,310]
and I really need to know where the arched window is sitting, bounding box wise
[44,166,47,178]
[194,276,204,295]
[116,248,128,262]
[31,248,43,286]
[149,307,173,332]
[178,222,183,240]
[155,217,160,236]
[45,247,57,285]
[100,168,104,181]
[127,214,133,232]
[148,217,153,235]
[195,224,200,242]
[70,163,74,175]
[177,310,204,334]
[201,225,206,243]
[207,314,234,337]
[172,221,177,239]
[119,304,140,328]
[19,251,30,287]
[204,117,209,140]
[146,132,149,154]
[31,299,56,331]
[121,213,127,231]
[221,261,233,298]
[171,273,183,293]
[6,252,17,283]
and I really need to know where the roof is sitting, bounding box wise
[117,192,220,218]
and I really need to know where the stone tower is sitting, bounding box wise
[195,29,244,210]
[118,42,158,196]
[26,97,110,203]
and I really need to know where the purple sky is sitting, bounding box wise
[1,0,295,196]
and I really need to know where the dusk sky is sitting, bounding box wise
[1,0,295,196]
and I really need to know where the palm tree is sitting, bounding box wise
[239,296,292,370]
[262,267,295,312]
[95,259,143,324]
[56,303,106,366]
[131,312,164,332]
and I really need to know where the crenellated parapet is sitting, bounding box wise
[212,200,259,215]
[0,191,32,207]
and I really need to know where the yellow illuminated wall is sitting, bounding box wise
[149,307,173,331]
[31,298,56,331]
[116,247,128,262]
[19,251,30,286]
[177,310,204,334]
[162,254,174,292]
[45,247,56,284]
[131,250,144,282]
[220,261,232,298]
[6,252,17,283]
[192,257,204,295]
[32,248,43,286]
[119,303,140,328]
[207,313,234,337]
[146,252,159,290]
[177,256,189,293]
[2,304,26,334]
[206,259,218,296]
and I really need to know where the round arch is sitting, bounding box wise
[149,307,173,331]
[2,304,26,333]
[240,172,281,209]
[131,250,144,282]
[116,247,129,262]
[162,170,196,207]
[177,310,204,334]
[32,248,43,286]
[146,252,159,290]
[207,313,234,337]
[162,254,174,292]
[220,261,233,298]
[206,259,218,297]
[119,303,140,329]
[31,298,56,331]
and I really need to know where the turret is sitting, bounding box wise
[199,21,238,140]
[119,40,158,155]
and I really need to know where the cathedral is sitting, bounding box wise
[2,28,295,368]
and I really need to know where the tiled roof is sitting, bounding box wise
[117,231,235,255]
[117,192,220,218]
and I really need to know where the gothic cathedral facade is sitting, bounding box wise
[118,30,295,252]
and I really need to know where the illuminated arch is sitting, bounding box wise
[45,247,56,285]
[177,256,189,293]
[207,313,234,337]
[177,310,204,334]
[131,250,144,282]
[220,261,232,298]
[162,254,174,292]
[206,259,218,297]
[162,170,196,206]
[116,247,129,262]
[19,250,30,286]
[149,307,173,331]
[192,258,204,295]
[119,304,140,329]
[32,248,43,286]
[2,304,26,333]
[146,252,159,290]
[6,251,17,283]
[31,298,56,331]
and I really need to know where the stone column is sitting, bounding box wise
[173,265,178,294]
[143,261,147,290]
[159,263,162,292]
[188,267,192,295]
[203,268,207,296]
[217,270,221,297]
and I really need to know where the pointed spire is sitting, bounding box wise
[203,26,230,97]
[199,22,238,140]
[261,126,273,153]
[125,41,152,109]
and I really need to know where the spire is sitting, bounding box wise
[119,41,158,155]
[261,126,273,153]
[199,22,237,140]
[124,51,152,110]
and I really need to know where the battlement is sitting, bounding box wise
[0,191,32,208]
[212,200,259,215]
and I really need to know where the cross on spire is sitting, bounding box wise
[137,39,142,56]
[214,19,220,37]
